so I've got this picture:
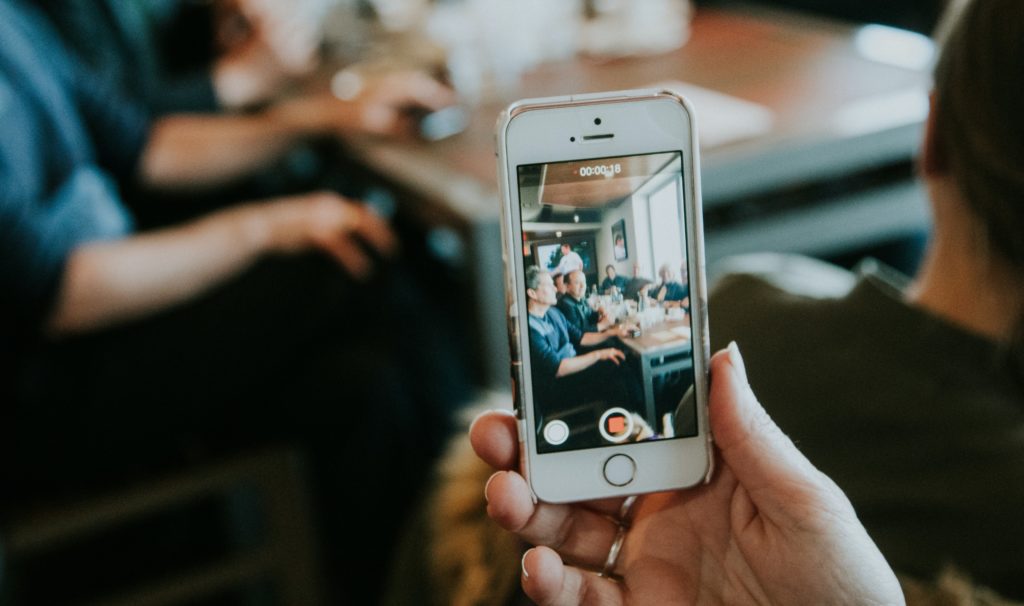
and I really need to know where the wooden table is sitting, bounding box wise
[619,319,694,429]
[345,5,932,386]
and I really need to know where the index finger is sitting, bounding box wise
[349,204,398,256]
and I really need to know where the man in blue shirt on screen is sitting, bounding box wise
[524,267,644,447]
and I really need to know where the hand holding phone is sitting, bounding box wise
[469,345,904,605]
[497,90,713,502]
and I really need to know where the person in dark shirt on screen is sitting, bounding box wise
[600,264,628,294]
[653,262,690,308]
[551,271,568,303]
[557,270,611,334]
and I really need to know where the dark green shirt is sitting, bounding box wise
[710,254,1024,598]
[556,295,600,334]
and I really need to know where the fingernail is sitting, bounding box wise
[727,341,748,383]
[467,410,488,435]
[484,471,501,504]
[521,548,532,579]
[468,408,515,436]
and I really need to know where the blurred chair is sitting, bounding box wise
[1,448,324,606]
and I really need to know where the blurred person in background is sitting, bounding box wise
[600,264,627,294]
[652,262,689,308]
[708,0,1024,595]
[552,271,568,302]
[695,0,945,34]
[385,0,1024,602]
[0,0,469,601]
[33,0,456,226]
[553,242,585,277]
[36,0,317,115]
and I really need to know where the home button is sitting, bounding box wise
[603,454,636,487]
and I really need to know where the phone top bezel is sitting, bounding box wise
[496,90,714,503]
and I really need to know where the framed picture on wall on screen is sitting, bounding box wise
[612,219,629,261]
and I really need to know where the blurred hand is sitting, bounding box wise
[593,348,626,366]
[608,323,637,339]
[261,191,397,278]
[470,343,903,605]
[326,69,458,139]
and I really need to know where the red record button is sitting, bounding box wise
[599,407,634,443]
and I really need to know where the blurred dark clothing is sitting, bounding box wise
[711,254,1024,598]
[655,280,689,304]
[36,0,219,115]
[697,0,945,34]
[600,275,627,294]
[12,255,463,479]
[8,253,471,603]
[527,308,581,388]
[622,277,653,300]
[0,0,145,344]
[557,294,600,334]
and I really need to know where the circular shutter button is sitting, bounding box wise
[603,454,636,487]
[543,420,570,446]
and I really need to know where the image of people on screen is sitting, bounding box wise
[524,267,646,451]
[518,151,700,452]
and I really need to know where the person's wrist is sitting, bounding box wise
[237,203,278,256]
[267,95,336,138]
[245,197,316,257]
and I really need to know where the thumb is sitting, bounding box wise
[709,342,824,497]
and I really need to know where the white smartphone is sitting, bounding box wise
[496,90,713,503]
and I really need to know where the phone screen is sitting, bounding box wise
[517,151,698,454]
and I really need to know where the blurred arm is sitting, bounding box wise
[49,202,274,333]
[138,107,313,191]
[139,69,455,191]
[48,193,394,334]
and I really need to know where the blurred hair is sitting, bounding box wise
[933,0,1024,378]
[525,266,546,291]
[933,0,1024,269]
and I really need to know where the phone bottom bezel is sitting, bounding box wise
[526,434,711,503]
